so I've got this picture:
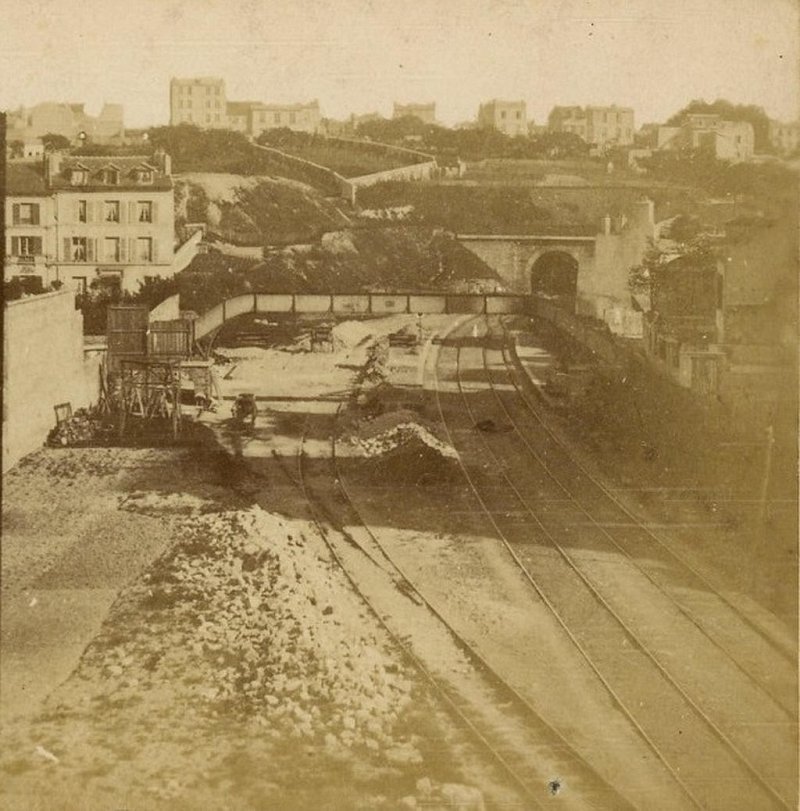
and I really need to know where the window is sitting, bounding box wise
[136,169,153,184]
[104,168,119,185]
[500,110,506,119]
[71,169,88,185]
[138,201,153,222]
[12,203,40,225]
[71,237,88,261]
[104,237,120,262]
[12,236,42,256]
[136,237,153,262]
[289,112,296,125]
[274,113,280,124]
[78,200,87,222]
[105,201,120,222]
[516,111,521,119]
[214,113,220,122]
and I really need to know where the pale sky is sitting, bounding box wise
[1,0,798,128]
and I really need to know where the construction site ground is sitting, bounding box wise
[1,314,795,810]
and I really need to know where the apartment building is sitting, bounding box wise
[477,99,528,136]
[7,102,125,145]
[168,77,320,134]
[768,119,800,155]
[548,105,635,147]
[4,151,175,294]
[393,102,436,125]
[170,77,227,128]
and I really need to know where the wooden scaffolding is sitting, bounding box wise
[118,359,182,441]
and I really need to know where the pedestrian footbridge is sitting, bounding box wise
[193,291,531,342]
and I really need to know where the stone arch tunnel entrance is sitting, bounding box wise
[530,251,579,305]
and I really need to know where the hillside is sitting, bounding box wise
[175,174,351,246]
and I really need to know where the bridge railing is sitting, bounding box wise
[193,291,532,341]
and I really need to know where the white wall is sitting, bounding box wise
[3,290,101,472]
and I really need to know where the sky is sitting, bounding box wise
[1,0,798,128]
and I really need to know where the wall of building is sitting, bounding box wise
[4,195,56,285]
[53,188,175,293]
[2,290,101,472]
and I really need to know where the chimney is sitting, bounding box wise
[602,214,612,235]
[163,153,172,176]
[45,151,63,185]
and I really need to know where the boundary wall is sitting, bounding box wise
[3,290,102,471]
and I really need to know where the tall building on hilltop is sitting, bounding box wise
[169,77,320,134]
[477,100,528,136]
[657,114,754,162]
[170,77,227,128]
[393,102,436,125]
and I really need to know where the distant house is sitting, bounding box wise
[4,151,175,294]
[657,114,754,162]
[768,119,800,155]
[6,102,125,145]
[477,99,528,137]
[169,76,321,134]
[393,102,436,125]
[548,105,635,148]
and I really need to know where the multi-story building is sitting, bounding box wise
[477,99,528,136]
[4,151,175,294]
[247,101,321,135]
[393,102,436,125]
[657,114,754,162]
[169,77,227,128]
[5,164,54,285]
[768,119,800,155]
[548,105,635,147]
[168,77,321,135]
[6,102,125,145]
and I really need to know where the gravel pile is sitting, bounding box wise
[93,505,424,763]
[356,423,458,461]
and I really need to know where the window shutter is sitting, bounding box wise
[33,237,42,255]
[63,238,71,261]
[120,237,127,262]
[76,200,82,222]
[87,239,95,262]
[129,238,136,263]
[87,201,95,223]
[152,201,159,223]
[11,236,19,256]
[128,201,136,223]
[151,239,158,263]
[31,205,40,225]
[12,204,20,225]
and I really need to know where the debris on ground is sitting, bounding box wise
[46,408,114,448]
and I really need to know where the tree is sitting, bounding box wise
[40,132,72,151]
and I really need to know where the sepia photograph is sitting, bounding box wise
[1,0,798,808]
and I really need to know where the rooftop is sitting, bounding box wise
[6,162,48,196]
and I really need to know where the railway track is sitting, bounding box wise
[428,315,795,810]
[497,322,797,667]
[288,408,636,810]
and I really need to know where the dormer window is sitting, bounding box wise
[70,168,88,185]
[103,168,120,185]
[135,168,154,184]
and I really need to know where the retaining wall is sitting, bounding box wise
[3,290,101,472]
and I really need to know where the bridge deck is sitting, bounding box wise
[194,291,531,340]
